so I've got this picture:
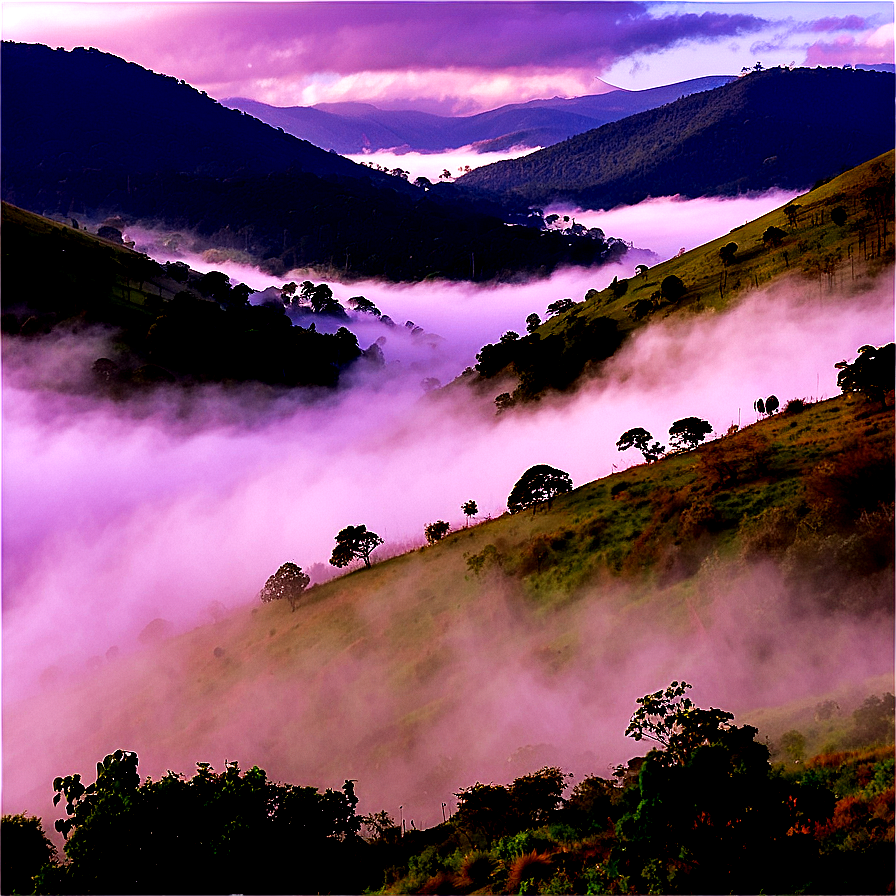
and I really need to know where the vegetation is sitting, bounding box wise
[329,524,384,569]
[258,562,310,612]
[425,521,451,545]
[12,679,892,895]
[460,67,895,209]
[507,465,573,514]
[474,150,894,403]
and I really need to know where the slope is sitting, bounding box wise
[471,150,894,403]
[0,42,615,282]
[459,67,895,209]
[5,388,892,835]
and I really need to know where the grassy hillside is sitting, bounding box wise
[7,389,892,839]
[474,150,894,403]
[460,67,895,209]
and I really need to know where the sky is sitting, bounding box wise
[3,1,893,114]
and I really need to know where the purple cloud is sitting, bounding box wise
[807,15,872,33]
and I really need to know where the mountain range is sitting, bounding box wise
[222,76,736,154]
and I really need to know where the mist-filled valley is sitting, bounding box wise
[3,172,894,841]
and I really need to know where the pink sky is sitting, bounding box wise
[3,2,893,113]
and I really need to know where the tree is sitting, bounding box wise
[1,813,58,895]
[784,204,802,227]
[507,464,572,514]
[835,343,895,405]
[500,330,520,343]
[348,295,381,316]
[830,205,847,226]
[718,242,738,266]
[660,274,686,303]
[329,525,383,569]
[762,225,786,248]
[424,520,450,545]
[44,751,365,895]
[257,562,310,612]
[668,417,712,452]
[461,499,478,527]
[546,298,575,317]
[616,681,834,894]
[525,313,541,333]
[616,427,666,463]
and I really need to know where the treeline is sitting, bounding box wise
[460,67,895,209]
[3,682,893,894]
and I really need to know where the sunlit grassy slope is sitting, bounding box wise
[477,151,894,402]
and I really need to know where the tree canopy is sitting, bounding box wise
[616,428,666,463]
[39,750,364,895]
[835,343,895,405]
[329,525,383,569]
[507,464,572,514]
[668,417,713,451]
[258,562,310,611]
[424,520,451,545]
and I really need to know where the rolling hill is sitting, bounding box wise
[0,42,621,282]
[222,76,735,154]
[459,67,895,210]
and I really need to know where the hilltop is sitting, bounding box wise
[460,67,895,209]
[471,150,895,404]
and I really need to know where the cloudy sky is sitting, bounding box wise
[3,2,893,114]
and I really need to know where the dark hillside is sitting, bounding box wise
[460,67,895,209]
[0,42,621,282]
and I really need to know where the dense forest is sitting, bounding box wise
[460,67,895,210]
[0,42,626,282]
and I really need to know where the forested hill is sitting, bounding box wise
[459,67,895,210]
[0,42,620,282]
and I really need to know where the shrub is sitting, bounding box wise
[506,851,554,894]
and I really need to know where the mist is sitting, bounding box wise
[343,145,539,184]
[3,197,893,837]
[547,190,801,262]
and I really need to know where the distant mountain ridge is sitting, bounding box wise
[221,76,736,154]
[459,67,895,209]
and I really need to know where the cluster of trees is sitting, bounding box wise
[7,682,892,894]
[477,313,623,406]
[617,417,714,464]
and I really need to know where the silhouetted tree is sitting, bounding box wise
[668,417,713,452]
[525,313,541,333]
[616,428,666,463]
[461,500,478,527]
[546,298,575,317]
[424,520,451,545]
[507,464,572,514]
[348,296,381,316]
[835,343,895,404]
[719,242,738,266]
[762,225,786,248]
[329,525,383,569]
[258,562,310,612]
[660,275,686,303]
[1,813,58,895]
